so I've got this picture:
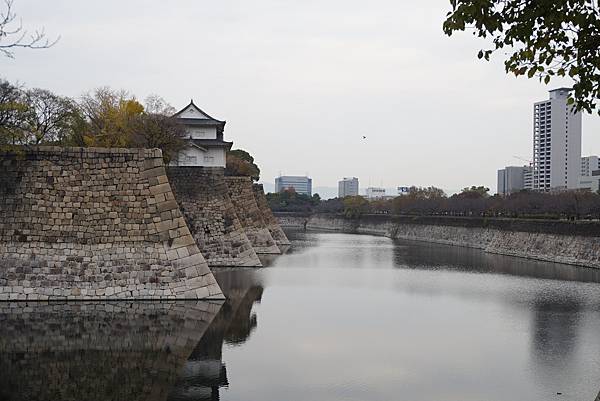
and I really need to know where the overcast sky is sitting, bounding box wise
[4,0,600,195]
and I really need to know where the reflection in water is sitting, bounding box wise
[168,269,264,401]
[2,231,600,401]
[531,298,582,386]
[0,301,221,401]
[393,239,600,283]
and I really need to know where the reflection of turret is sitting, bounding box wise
[0,301,221,401]
[225,286,263,345]
[168,269,264,401]
[393,240,600,283]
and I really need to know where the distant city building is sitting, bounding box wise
[497,166,531,196]
[366,187,386,199]
[579,156,600,191]
[397,187,410,196]
[170,100,232,167]
[338,177,359,198]
[275,175,312,196]
[532,88,582,191]
[581,156,600,177]
[523,167,533,190]
[579,172,600,192]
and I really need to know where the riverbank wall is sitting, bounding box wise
[276,213,600,268]
[253,184,291,247]
[167,167,262,267]
[0,147,223,300]
[225,177,280,254]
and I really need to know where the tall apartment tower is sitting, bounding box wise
[532,88,582,191]
[338,177,359,198]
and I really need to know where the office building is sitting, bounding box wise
[532,88,582,191]
[579,156,600,191]
[579,172,600,192]
[275,176,312,196]
[581,156,600,177]
[497,166,531,195]
[366,187,386,199]
[338,177,359,198]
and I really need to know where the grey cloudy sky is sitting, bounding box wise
[4,0,600,195]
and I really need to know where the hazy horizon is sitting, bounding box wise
[4,0,600,194]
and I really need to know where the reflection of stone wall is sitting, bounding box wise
[253,184,291,247]
[225,177,280,254]
[0,301,221,401]
[168,269,264,401]
[167,167,262,267]
[0,147,223,300]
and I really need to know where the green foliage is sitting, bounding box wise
[0,79,29,147]
[343,196,369,218]
[458,185,490,199]
[444,0,600,114]
[266,189,320,212]
[392,186,447,215]
[226,149,261,181]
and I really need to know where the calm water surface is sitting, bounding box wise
[2,230,600,401]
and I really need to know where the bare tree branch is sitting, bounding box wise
[0,0,59,58]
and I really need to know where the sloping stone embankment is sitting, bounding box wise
[276,213,600,269]
[167,167,262,267]
[225,177,280,254]
[253,184,291,247]
[0,147,223,300]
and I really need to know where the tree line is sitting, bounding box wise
[0,79,187,162]
[0,78,258,172]
[269,186,600,220]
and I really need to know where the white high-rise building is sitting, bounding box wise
[532,88,582,191]
[338,177,359,198]
[581,156,600,177]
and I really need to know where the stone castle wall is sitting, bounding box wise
[0,301,220,401]
[277,213,600,269]
[0,147,223,300]
[167,167,262,267]
[252,184,291,246]
[225,177,280,254]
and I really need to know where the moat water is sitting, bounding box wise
[2,230,600,401]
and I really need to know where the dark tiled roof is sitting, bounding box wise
[190,139,233,150]
[174,101,226,134]
[174,101,225,123]
[178,118,225,127]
